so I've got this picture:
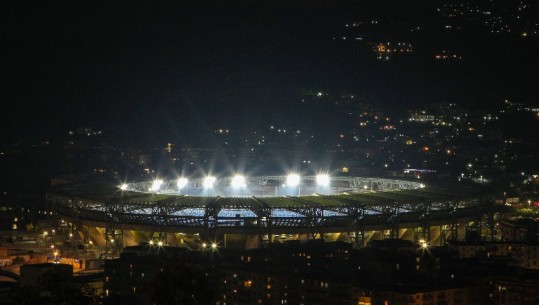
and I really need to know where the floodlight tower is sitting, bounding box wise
[203,176,216,188]
[150,179,163,193]
[287,174,301,196]
[177,177,189,192]
[316,174,330,195]
[316,174,330,187]
[231,175,246,188]
[203,176,216,196]
[231,175,246,196]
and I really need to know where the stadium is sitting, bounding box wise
[47,175,496,250]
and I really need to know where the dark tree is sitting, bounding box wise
[10,284,40,305]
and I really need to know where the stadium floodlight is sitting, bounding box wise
[316,174,330,187]
[119,183,128,191]
[177,177,189,190]
[150,179,163,192]
[286,174,301,187]
[203,176,216,189]
[231,175,246,188]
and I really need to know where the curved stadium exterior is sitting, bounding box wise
[48,175,495,249]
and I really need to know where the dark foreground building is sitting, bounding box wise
[103,240,486,305]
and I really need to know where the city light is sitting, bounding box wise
[177,177,189,190]
[286,174,300,187]
[231,175,246,188]
[203,176,216,188]
[120,183,128,190]
[419,239,429,252]
[316,174,330,187]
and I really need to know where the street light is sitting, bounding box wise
[419,239,429,253]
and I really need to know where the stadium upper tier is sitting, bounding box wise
[119,176,425,197]
[48,176,494,233]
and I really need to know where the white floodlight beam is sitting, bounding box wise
[316,174,330,187]
[231,175,246,188]
[203,176,216,189]
[286,174,301,187]
[177,177,189,190]
[150,179,164,192]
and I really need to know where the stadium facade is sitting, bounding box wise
[47,175,497,251]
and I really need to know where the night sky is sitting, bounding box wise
[3,0,539,146]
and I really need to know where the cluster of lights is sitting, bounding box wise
[201,242,219,250]
[129,174,335,193]
[148,240,164,247]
